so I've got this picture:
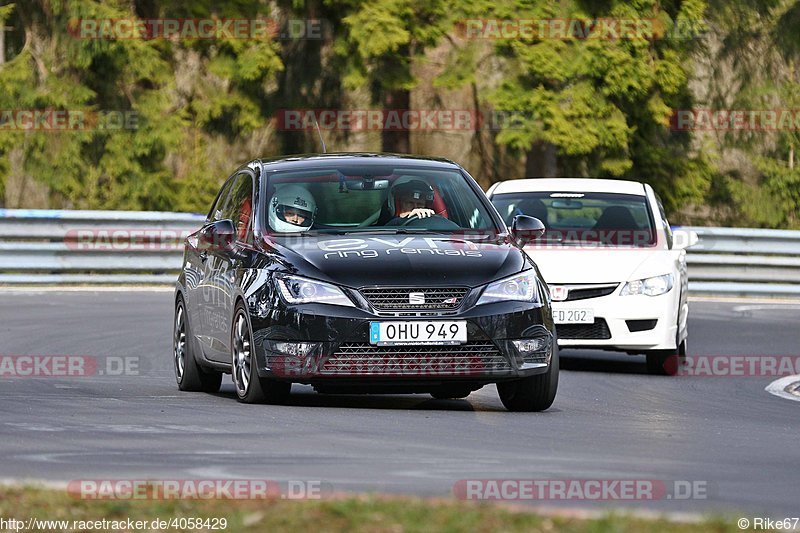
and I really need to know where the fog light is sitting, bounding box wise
[512,337,551,367]
[266,341,318,357]
[512,338,548,355]
[262,341,322,377]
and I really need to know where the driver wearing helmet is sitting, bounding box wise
[268,184,317,232]
[385,179,435,225]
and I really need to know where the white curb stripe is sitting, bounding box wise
[765,375,800,402]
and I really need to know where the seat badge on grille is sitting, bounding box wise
[409,292,426,305]
[550,286,568,302]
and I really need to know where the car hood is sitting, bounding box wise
[265,234,526,288]
[523,246,678,284]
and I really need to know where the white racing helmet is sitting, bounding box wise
[268,184,317,232]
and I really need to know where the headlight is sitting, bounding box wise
[620,274,674,297]
[477,270,540,305]
[275,275,354,307]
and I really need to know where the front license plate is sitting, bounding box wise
[369,321,467,346]
[553,308,595,324]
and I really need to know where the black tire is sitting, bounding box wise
[497,342,559,412]
[174,297,222,393]
[430,386,474,400]
[231,302,291,404]
[646,352,678,375]
[645,312,687,376]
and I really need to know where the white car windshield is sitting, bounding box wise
[492,192,657,247]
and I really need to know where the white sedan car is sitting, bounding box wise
[487,178,697,375]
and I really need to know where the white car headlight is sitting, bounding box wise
[477,270,540,305]
[620,274,674,297]
[276,275,355,307]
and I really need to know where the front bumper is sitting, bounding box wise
[249,301,554,384]
[553,287,678,351]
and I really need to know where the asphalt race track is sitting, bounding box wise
[0,290,798,517]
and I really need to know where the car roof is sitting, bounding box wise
[491,178,646,196]
[255,153,461,172]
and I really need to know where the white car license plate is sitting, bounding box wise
[553,308,595,324]
[369,321,467,346]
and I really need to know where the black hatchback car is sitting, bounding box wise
[174,154,558,411]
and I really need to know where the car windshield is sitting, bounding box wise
[491,191,656,247]
[264,166,500,235]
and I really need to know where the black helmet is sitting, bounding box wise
[389,179,434,215]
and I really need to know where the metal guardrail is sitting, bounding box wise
[684,226,800,297]
[0,209,204,286]
[0,210,798,297]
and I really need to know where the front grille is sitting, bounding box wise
[320,342,510,376]
[360,287,469,311]
[565,284,618,301]
[557,318,611,340]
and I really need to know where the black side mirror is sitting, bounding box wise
[198,219,236,253]
[511,215,545,247]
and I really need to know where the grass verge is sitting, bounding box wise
[0,486,746,532]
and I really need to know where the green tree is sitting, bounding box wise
[334,0,451,152]
[439,0,710,212]
[702,0,800,227]
[0,0,283,212]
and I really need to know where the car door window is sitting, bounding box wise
[221,173,254,244]
[208,177,236,223]
[655,194,673,249]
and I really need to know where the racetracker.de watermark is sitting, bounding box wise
[275,109,480,131]
[64,228,192,251]
[62,228,693,255]
[677,356,800,377]
[68,479,330,500]
[455,18,708,41]
[0,110,139,131]
[671,109,800,131]
[275,108,620,132]
[454,479,709,501]
[0,355,140,377]
[269,353,495,378]
[68,18,327,40]
[277,108,634,131]
[278,109,759,133]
